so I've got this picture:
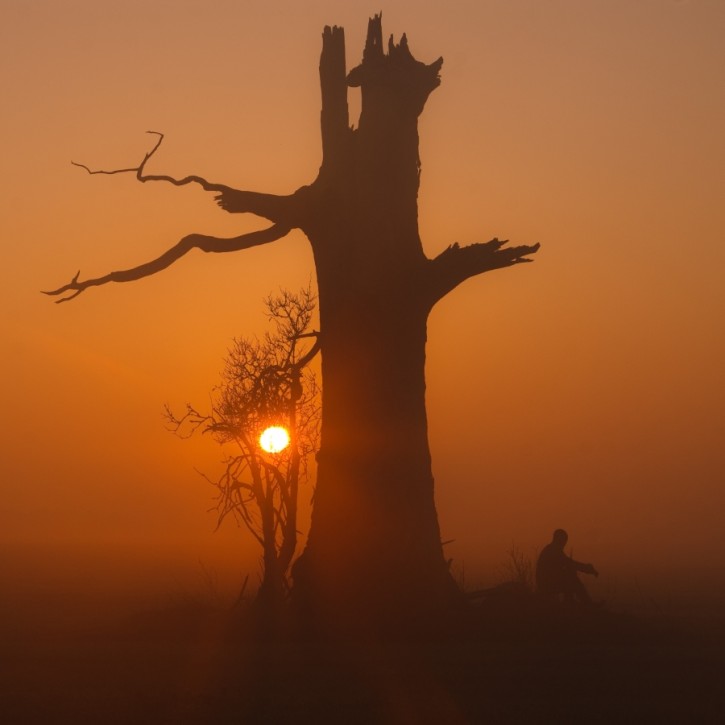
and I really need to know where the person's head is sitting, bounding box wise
[552,529,568,548]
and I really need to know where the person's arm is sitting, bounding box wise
[571,559,599,577]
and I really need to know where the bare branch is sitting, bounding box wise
[293,333,321,372]
[73,131,224,191]
[72,131,299,223]
[164,403,211,438]
[42,224,290,303]
[427,238,540,304]
[259,457,288,491]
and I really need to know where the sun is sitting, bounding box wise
[259,426,291,454]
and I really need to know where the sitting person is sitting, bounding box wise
[536,529,598,605]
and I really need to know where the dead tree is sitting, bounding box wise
[45,15,539,628]
[166,288,320,608]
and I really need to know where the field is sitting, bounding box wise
[3,591,724,724]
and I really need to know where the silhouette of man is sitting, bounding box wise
[536,529,598,605]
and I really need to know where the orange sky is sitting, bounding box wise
[2,0,724,609]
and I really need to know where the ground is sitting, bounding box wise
[3,594,724,724]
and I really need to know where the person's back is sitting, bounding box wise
[536,529,598,604]
[536,533,574,596]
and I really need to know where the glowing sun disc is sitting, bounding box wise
[259,426,290,453]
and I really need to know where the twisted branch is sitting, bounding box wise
[71,131,297,222]
[44,131,306,302]
[72,130,230,192]
[42,224,291,303]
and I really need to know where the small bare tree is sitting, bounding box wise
[167,288,320,606]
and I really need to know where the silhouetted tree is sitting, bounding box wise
[166,288,320,607]
[46,15,539,627]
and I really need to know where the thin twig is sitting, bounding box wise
[72,131,229,193]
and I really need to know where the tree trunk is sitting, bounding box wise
[293,18,457,628]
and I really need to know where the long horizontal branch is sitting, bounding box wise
[42,224,291,303]
[72,131,297,224]
[427,238,540,303]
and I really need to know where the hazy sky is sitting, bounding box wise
[2,0,723,605]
